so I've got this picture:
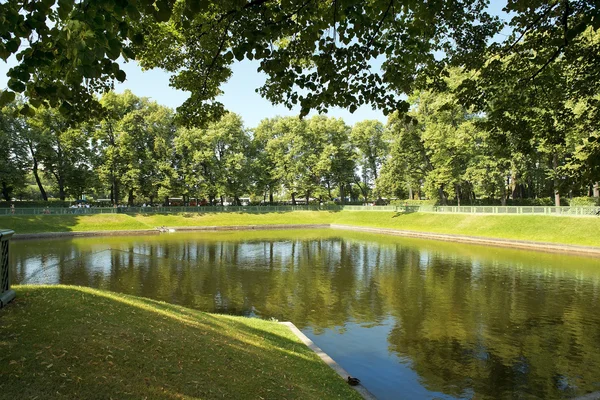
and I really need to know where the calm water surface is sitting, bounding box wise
[10,229,600,399]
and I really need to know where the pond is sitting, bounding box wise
[10,229,600,399]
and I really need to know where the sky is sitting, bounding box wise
[0,2,510,129]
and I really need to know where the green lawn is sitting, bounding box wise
[0,210,598,247]
[0,214,151,233]
[0,285,360,400]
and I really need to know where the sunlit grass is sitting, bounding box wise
[1,210,598,246]
[0,285,360,400]
[0,214,151,233]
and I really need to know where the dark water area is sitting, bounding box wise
[10,229,600,399]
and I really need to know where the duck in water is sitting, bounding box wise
[347,376,360,386]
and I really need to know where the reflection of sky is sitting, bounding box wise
[304,316,455,400]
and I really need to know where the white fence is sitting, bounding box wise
[432,205,600,216]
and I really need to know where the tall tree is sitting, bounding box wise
[0,97,28,201]
[351,120,387,202]
[28,108,90,201]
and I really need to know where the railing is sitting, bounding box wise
[0,204,598,216]
[0,229,15,308]
[0,207,117,215]
[432,205,600,216]
[0,204,419,215]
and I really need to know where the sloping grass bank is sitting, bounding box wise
[0,285,360,400]
[0,214,150,233]
[0,210,598,247]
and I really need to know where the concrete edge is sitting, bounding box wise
[12,224,331,240]
[170,224,330,231]
[330,224,600,257]
[279,321,377,400]
[573,392,600,400]
[0,289,16,309]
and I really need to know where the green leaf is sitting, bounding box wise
[0,90,16,107]
[132,34,144,46]
[115,69,126,82]
[6,38,20,53]
[7,79,26,93]
[106,39,121,60]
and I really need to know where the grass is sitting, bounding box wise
[0,210,598,247]
[0,214,150,233]
[0,285,361,400]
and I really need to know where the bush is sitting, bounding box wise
[507,197,558,206]
[569,197,600,206]
[390,199,437,206]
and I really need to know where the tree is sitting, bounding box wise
[27,108,91,201]
[263,116,327,205]
[174,113,251,205]
[91,91,176,206]
[2,0,599,141]
[351,120,387,202]
[0,0,497,125]
[310,116,355,203]
[380,71,486,205]
[117,99,174,205]
[252,118,281,204]
[0,97,28,201]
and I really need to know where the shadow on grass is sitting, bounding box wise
[1,285,359,400]
[0,215,80,233]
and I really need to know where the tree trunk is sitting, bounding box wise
[438,186,447,206]
[305,192,310,206]
[164,195,169,206]
[408,185,413,201]
[553,153,560,207]
[269,187,274,205]
[112,179,119,206]
[291,193,296,205]
[32,158,48,201]
[455,184,461,207]
[57,176,66,201]
[128,189,134,206]
[340,184,345,205]
[1,181,11,201]
[594,182,600,198]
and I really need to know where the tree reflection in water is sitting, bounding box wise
[11,231,600,399]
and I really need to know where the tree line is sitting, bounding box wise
[1,74,598,207]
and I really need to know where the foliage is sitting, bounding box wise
[569,196,600,206]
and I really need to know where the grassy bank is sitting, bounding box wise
[0,210,598,247]
[0,286,360,400]
[0,214,150,233]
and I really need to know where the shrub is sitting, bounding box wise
[390,199,437,206]
[569,197,600,206]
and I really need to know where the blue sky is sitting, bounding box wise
[0,2,509,129]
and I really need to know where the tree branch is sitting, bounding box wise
[504,2,558,56]
[200,18,234,98]
[527,0,570,82]
[366,0,394,49]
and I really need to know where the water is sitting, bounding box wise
[10,229,600,399]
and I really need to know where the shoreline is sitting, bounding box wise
[12,223,600,256]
